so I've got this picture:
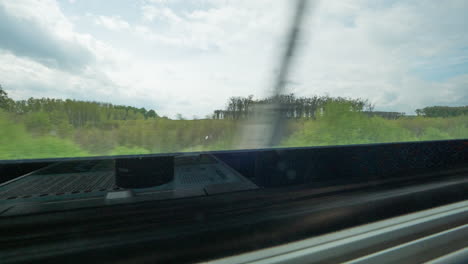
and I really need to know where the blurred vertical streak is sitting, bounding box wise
[239,0,313,149]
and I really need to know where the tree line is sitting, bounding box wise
[416,106,468,118]
[0,85,158,128]
[213,94,375,120]
[3,84,467,125]
[214,94,468,120]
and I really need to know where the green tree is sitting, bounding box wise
[0,85,8,106]
[23,112,52,136]
[0,84,14,111]
[146,109,158,119]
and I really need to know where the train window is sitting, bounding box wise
[0,0,466,160]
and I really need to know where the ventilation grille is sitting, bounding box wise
[0,157,257,201]
[0,171,121,200]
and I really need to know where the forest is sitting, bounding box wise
[0,85,467,160]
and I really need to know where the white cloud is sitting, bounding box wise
[0,0,95,72]
[0,0,466,118]
[95,16,130,31]
[289,0,468,113]
[0,1,145,107]
[142,6,182,23]
[145,0,170,3]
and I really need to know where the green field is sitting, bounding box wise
[1,106,467,160]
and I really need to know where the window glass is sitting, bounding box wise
[0,0,467,160]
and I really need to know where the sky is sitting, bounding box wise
[0,0,467,118]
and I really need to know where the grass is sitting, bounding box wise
[1,106,467,160]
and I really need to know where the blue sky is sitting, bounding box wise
[0,0,467,118]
